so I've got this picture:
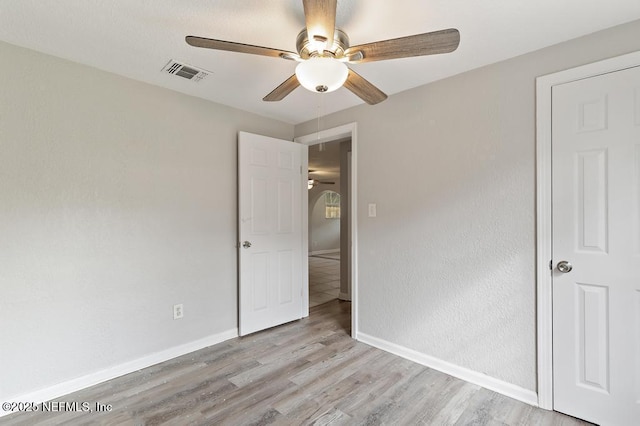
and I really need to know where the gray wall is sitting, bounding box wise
[0,40,293,399]
[309,188,341,253]
[295,20,640,391]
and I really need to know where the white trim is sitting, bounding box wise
[535,49,640,411]
[294,122,356,145]
[1,329,238,417]
[357,332,538,407]
[535,68,554,411]
[301,143,310,319]
[309,249,340,255]
[295,122,358,337]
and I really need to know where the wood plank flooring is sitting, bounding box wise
[2,300,592,425]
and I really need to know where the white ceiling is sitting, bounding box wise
[1,1,639,124]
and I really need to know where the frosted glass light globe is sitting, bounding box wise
[295,57,348,93]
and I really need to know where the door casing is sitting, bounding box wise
[295,122,358,337]
[535,50,640,410]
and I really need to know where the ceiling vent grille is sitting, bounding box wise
[162,60,209,82]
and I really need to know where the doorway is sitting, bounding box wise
[295,122,358,337]
[536,51,640,423]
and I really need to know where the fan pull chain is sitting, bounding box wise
[316,93,325,151]
[316,95,321,141]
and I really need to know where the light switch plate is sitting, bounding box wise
[368,203,377,217]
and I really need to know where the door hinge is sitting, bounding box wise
[300,165,302,174]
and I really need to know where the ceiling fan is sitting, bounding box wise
[308,178,335,187]
[308,178,335,190]
[186,0,460,105]
[308,169,335,188]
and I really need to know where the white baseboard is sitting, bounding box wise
[310,249,340,255]
[356,332,538,407]
[1,328,238,418]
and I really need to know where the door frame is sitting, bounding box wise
[295,122,358,337]
[535,50,640,410]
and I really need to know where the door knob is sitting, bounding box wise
[557,261,572,273]
[242,241,252,249]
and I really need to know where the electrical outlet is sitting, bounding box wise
[173,304,184,320]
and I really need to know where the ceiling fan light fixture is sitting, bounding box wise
[187,3,459,105]
[295,57,348,93]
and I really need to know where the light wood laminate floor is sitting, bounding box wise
[3,300,591,425]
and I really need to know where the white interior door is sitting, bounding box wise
[238,132,308,336]
[552,65,640,425]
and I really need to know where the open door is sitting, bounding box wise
[238,132,308,336]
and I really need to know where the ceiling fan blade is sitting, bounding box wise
[186,36,299,60]
[343,69,387,105]
[263,75,301,102]
[303,0,337,49]
[344,28,460,63]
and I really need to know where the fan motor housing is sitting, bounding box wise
[296,29,349,59]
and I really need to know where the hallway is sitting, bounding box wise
[309,252,340,307]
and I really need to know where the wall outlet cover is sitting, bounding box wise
[173,304,184,320]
